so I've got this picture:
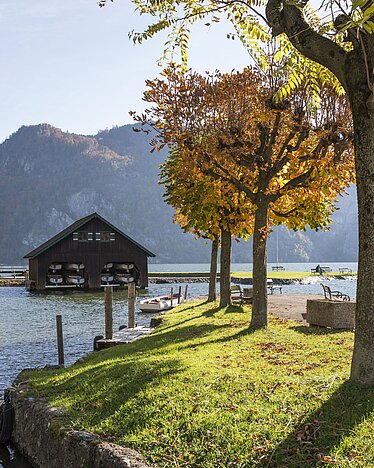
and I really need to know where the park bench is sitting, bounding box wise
[267,279,282,294]
[311,266,331,275]
[230,285,253,305]
[321,284,350,301]
[339,267,353,274]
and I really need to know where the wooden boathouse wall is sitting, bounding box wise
[24,214,155,290]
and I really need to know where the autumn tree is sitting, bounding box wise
[156,144,255,307]
[135,67,354,327]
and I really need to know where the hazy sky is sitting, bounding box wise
[0,0,251,142]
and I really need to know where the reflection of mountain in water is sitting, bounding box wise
[0,124,358,263]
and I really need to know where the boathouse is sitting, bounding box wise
[23,213,155,290]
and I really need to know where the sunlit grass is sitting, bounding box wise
[27,301,372,467]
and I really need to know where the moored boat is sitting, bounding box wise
[101,274,114,283]
[114,263,134,271]
[139,293,184,312]
[49,264,62,271]
[64,263,85,271]
[47,274,63,285]
[114,274,134,284]
[65,275,85,285]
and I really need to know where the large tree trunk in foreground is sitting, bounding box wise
[348,74,374,384]
[219,229,232,307]
[250,201,269,329]
[208,237,219,302]
[266,0,374,383]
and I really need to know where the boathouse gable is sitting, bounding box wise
[24,213,155,290]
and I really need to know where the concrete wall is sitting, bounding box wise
[306,299,356,329]
[11,376,150,468]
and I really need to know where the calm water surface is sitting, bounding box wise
[0,262,357,466]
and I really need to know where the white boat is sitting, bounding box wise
[101,274,114,283]
[65,275,85,285]
[114,274,134,284]
[104,262,113,270]
[114,263,134,271]
[49,264,62,271]
[139,294,184,312]
[47,275,63,285]
[64,263,85,271]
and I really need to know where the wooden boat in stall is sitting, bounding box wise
[114,273,134,284]
[49,264,62,271]
[101,274,114,284]
[64,263,85,272]
[65,275,85,285]
[139,293,184,312]
[47,274,63,285]
[114,263,134,271]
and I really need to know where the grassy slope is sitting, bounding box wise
[28,301,373,467]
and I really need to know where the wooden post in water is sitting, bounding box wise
[128,282,136,328]
[105,286,113,340]
[56,315,64,366]
[184,284,188,300]
[178,286,182,304]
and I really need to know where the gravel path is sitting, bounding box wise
[268,293,322,323]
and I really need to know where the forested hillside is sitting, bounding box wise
[0,124,358,264]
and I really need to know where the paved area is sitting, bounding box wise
[268,293,322,323]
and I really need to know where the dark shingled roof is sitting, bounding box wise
[23,212,156,259]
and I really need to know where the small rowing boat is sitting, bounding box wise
[139,293,184,312]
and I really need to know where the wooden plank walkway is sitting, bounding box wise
[96,326,153,350]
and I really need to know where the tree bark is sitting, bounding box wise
[208,237,219,302]
[219,229,232,308]
[266,0,374,383]
[347,60,374,384]
[250,200,269,329]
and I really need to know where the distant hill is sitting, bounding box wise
[0,124,358,264]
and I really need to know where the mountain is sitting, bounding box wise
[0,123,358,264]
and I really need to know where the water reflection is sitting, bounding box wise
[0,444,31,468]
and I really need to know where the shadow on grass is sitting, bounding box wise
[264,381,374,467]
[291,324,351,336]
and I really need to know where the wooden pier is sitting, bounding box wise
[95,326,153,351]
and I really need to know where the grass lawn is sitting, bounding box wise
[232,271,357,280]
[27,301,373,467]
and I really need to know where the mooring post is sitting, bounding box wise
[56,315,64,366]
[178,286,182,304]
[184,284,188,300]
[128,282,136,328]
[105,285,113,339]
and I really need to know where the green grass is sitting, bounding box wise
[232,271,357,279]
[27,301,373,467]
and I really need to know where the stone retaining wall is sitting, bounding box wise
[11,375,150,468]
[306,299,356,329]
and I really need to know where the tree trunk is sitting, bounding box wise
[348,80,374,384]
[208,237,219,302]
[219,229,232,308]
[250,201,269,329]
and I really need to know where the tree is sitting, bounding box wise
[135,67,354,327]
[100,0,374,383]
[147,134,255,306]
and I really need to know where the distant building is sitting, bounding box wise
[24,212,155,290]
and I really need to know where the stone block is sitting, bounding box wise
[306,299,355,329]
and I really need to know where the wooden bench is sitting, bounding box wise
[339,267,352,274]
[230,285,253,305]
[311,266,331,275]
[267,279,282,294]
[321,284,350,301]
